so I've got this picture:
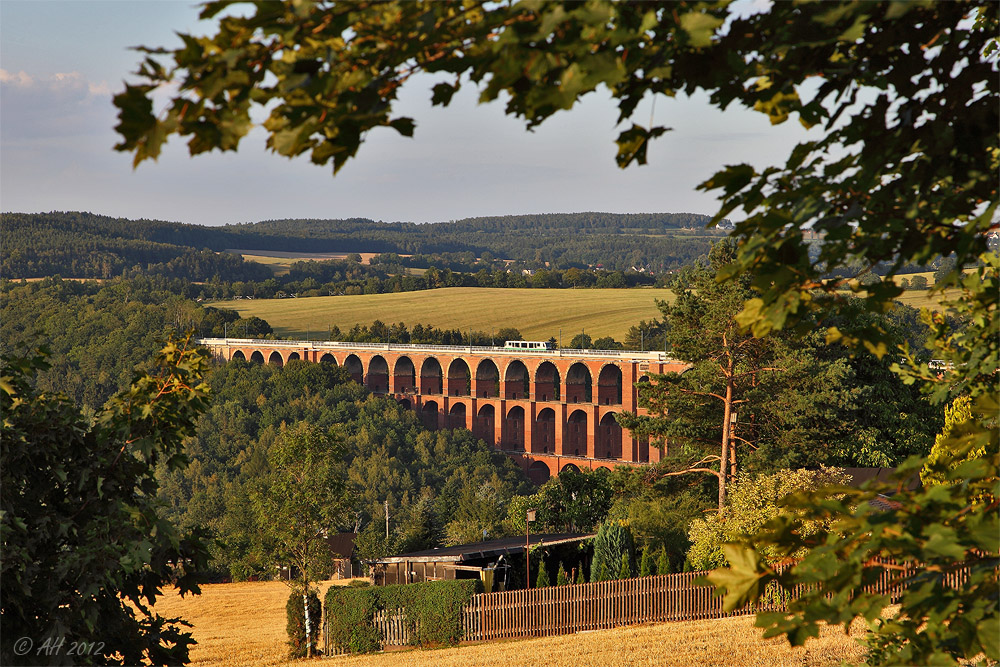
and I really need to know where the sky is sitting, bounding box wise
[0,0,813,227]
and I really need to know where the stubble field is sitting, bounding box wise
[211,283,955,345]
[152,580,866,667]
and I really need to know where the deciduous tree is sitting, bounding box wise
[1,338,211,666]
[252,422,349,590]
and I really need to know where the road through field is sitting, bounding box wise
[211,288,676,342]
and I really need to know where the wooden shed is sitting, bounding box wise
[371,533,594,590]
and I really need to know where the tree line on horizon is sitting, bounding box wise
[2,210,725,280]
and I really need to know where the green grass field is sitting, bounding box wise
[211,287,675,342]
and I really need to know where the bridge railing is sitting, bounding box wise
[193,338,675,361]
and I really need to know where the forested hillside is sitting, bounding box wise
[0,277,269,408]
[2,211,722,278]
[2,212,272,282]
[0,277,534,578]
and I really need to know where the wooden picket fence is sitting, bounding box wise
[325,563,972,652]
[373,610,411,646]
[461,573,718,642]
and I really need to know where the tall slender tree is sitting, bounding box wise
[252,422,349,592]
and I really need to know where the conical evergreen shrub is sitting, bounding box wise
[617,551,632,579]
[535,561,551,588]
[556,562,570,586]
[656,548,670,575]
[590,520,635,582]
[639,545,653,577]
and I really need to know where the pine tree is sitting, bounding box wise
[575,567,586,585]
[556,562,570,586]
[590,520,635,582]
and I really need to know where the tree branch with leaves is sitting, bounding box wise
[1,336,212,666]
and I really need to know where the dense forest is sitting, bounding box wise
[4,212,953,298]
[2,211,723,279]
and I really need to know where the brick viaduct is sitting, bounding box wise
[195,338,688,484]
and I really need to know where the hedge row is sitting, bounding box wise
[324,579,481,653]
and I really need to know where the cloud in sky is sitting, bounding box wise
[0,69,33,86]
[1,68,113,142]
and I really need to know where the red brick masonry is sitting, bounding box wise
[196,339,688,484]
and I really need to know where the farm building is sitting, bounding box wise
[324,532,359,579]
[371,533,594,591]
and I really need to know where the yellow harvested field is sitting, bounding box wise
[152,580,866,667]
[208,280,965,343]
[210,288,676,342]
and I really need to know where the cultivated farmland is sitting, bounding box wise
[211,288,676,342]
[152,580,866,667]
[212,282,963,344]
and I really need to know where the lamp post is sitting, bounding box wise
[526,508,536,588]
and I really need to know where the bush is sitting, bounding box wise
[617,552,632,579]
[286,589,322,658]
[407,580,481,645]
[324,585,381,654]
[686,467,850,569]
[324,579,481,653]
[656,548,670,575]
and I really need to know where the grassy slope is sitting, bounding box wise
[210,287,676,342]
[152,580,865,667]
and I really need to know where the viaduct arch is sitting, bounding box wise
[196,338,688,478]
